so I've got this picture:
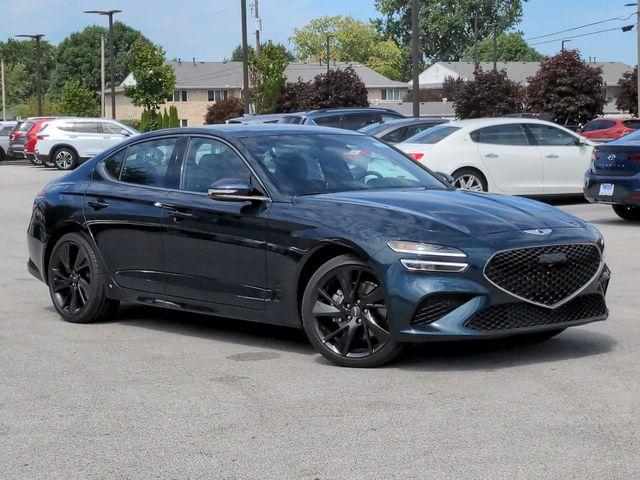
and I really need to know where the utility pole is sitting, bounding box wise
[252,0,261,58]
[85,10,122,119]
[15,34,44,116]
[473,15,479,71]
[325,35,332,74]
[492,26,498,71]
[100,34,106,118]
[1,59,6,121]
[411,0,420,118]
[241,0,250,114]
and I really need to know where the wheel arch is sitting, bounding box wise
[451,166,490,190]
[43,221,88,283]
[50,143,80,160]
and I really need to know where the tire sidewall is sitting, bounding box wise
[452,168,488,192]
[54,147,78,170]
[301,254,404,368]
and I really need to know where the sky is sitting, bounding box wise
[0,0,637,66]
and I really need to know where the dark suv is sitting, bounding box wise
[278,108,404,130]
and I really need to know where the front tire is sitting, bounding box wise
[47,232,119,323]
[301,254,404,367]
[53,147,78,170]
[612,204,640,221]
[452,168,488,192]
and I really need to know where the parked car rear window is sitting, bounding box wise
[314,115,342,128]
[405,125,460,144]
[120,137,178,187]
[241,133,447,196]
[279,116,303,124]
[17,122,34,133]
[341,113,380,130]
[583,120,616,132]
[623,120,640,129]
[470,124,529,146]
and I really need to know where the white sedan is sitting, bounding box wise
[396,118,595,195]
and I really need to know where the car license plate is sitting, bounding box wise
[599,183,614,196]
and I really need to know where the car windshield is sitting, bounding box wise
[404,125,460,144]
[241,133,448,196]
[358,122,387,135]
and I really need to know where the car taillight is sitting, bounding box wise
[11,133,19,141]
[628,154,640,161]
[408,152,424,162]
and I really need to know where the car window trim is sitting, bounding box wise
[176,134,273,200]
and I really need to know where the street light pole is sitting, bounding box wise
[240,0,250,114]
[325,35,332,74]
[411,0,420,118]
[85,10,122,119]
[15,34,44,116]
[561,39,571,52]
[1,59,6,121]
[100,34,106,118]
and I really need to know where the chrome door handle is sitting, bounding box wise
[167,210,194,219]
[545,154,559,159]
[87,200,109,210]
[484,153,498,158]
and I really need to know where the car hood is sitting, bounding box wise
[295,189,586,237]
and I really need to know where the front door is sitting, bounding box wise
[471,123,544,194]
[525,123,592,194]
[161,136,268,309]
[84,136,183,293]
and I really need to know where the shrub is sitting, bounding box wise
[204,97,244,124]
[616,67,638,116]
[169,105,179,128]
[454,68,523,119]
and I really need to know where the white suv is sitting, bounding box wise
[36,118,139,170]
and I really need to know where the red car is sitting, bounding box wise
[580,117,640,142]
[24,118,54,165]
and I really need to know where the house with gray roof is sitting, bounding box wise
[109,60,408,126]
[412,61,633,115]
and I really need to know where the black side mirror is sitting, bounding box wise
[120,129,132,137]
[435,171,455,186]
[207,179,270,202]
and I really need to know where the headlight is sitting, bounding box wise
[387,241,467,258]
[388,241,469,272]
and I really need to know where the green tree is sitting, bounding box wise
[48,22,151,98]
[525,50,604,125]
[454,68,522,118]
[291,15,381,63]
[0,38,56,101]
[250,41,290,114]
[616,67,638,116]
[366,39,404,81]
[14,96,59,118]
[124,40,176,131]
[58,79,100,117]
[169,105,180,128]
[463,31,543,62]
[4,63,31,108]
[228,44,257,62]
[375,0,527,79]
[162,108,170,128]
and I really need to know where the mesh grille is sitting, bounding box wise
[484,244,601,307]
[412,294,473,327]
[464,294,607,332]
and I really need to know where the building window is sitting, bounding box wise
[207,89,229,102]
[180,119,188,127]
[381,89,400,101]
[170,90,188,102]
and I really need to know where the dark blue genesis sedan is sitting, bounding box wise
[27,125,610,367]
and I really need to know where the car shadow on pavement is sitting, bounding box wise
[393,329,615,372]
[108,304,315,356]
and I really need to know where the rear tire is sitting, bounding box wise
[612,204,640,221]
[47,232,119,323]
[0,148,5,162]
[452,168,488,192]
[53,147,78,170]
[43,155,56,168]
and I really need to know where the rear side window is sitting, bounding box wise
[0,126,13,135]
[314,115,342,128]
[280,116,303,124]
[470,124,530,145]
[381,127,407,143]
[623,120,640,129]
[583,120,616,131]
[104,149,126,179]
[120,137,178,187]
[102,122,126,135]
[407,125,460,144]
[58,122,99,133]
[341,113,380,130]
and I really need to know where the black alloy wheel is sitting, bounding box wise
[301,255,404,367]
[47,232,119,323]
[613,204,640,221]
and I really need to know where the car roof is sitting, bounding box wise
[131,124,366,140]
[447,117,574,130]
[285,107,404,118]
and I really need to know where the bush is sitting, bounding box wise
[140,109,161,132]
[525,50,604,125]
[205,97,244,124]
[58,79,100,117]
[441,76,466,102]
[616,67,638,116]
[275,67,369,112]
[162,108,170,129]
[169,105,179,128]
[454,69,523,119]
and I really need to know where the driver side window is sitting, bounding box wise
[181,137,251,193]
[526,124,579,146]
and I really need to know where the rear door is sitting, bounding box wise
[84,136,184,293]
[59,121,103,158]
[524,123,591,194]
[161,136,269,308]
[470,124,544,194]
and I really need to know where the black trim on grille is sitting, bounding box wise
[464,294,607,332]
[412,293,474,327]
[484,244,602,308]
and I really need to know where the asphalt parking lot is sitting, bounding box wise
[1,162,638,480]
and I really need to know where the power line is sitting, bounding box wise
[525,13,636,41]
[529,25,635,46]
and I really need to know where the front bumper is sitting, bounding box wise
[584,170,640,206]
[381,237,610,342]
